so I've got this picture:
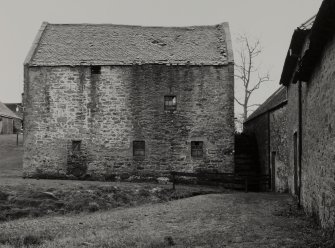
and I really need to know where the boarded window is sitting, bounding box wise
[164,96,177,111]
[72,140,81,152]
[133,141,145,157]
[191,141,203,157]
[91,66,101,75]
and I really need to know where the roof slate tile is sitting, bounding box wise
[28,23,230,66]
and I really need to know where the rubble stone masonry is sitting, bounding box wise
[23,65,234,180]
[243,115,269,175]
[301,34,335,229]
[286,82,299,196]
[269,105,289,192]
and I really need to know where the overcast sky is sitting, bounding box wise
[0,0,322,116]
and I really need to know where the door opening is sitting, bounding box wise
[271,151,276,191]
[293,132,299,196]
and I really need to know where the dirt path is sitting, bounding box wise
[0,193,328,248]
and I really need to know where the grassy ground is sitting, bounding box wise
[0,193,334,248]
[0,179,228,223]
[0,134,228,223]
[0,134,23,178]
[0,134,334,247]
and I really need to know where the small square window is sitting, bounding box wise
[191,141,203,157]
[91,66,101,75]
[164,96,177,111]
[133,141,145,157]
[72,140,81,152]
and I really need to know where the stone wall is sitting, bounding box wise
[286,82,299,196]
[23,65,234,180]
[269,105,289,192]
[243,114,269,175]
[300,34,335,229]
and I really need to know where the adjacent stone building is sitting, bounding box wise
[5,103,24,132]
[245,0,335,229]
[243,86,288,192]
[0,101,21,134]
[23,22,234,180]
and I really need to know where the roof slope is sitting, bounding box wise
[5,103,23,119]
[298,0,335,82]
[0,101,21,119]
[25,22,233,66]
[245,86,287,123]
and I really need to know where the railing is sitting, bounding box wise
[170,171,271,193]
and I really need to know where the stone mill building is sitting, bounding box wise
[23,22,234,180]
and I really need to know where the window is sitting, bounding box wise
[91,66,101,75]
[72,140,81,152]
[191,141,203,157]
[133,141,145,157]
[164,96,177,111]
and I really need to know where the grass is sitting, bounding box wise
[273,201,335,248]
[0,193,334,248]
[0,134,334,247]
[0,134,23,178]
[0,180,227,223]
[0,134,228,223]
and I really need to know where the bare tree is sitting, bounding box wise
[234,35,270,123]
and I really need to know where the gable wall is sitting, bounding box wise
[23,65,234,179]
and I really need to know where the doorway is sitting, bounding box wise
[293,132,299,196]
[271,151,276,191]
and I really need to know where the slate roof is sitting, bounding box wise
[297,0,335,82]
[0,101,21,119]
[245,86,287,123]
[25,22,233,66]
[5,103,23,119]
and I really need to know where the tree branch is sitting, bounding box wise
[249,73,270,93]
[234,34,270,123]
[234,97,244,107]
[247,104,261,108]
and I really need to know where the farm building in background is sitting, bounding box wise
[5,103,24,119]
[23,22,234,180]
[0,101,22,134]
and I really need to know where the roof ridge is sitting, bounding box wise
[46,22,228,29]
